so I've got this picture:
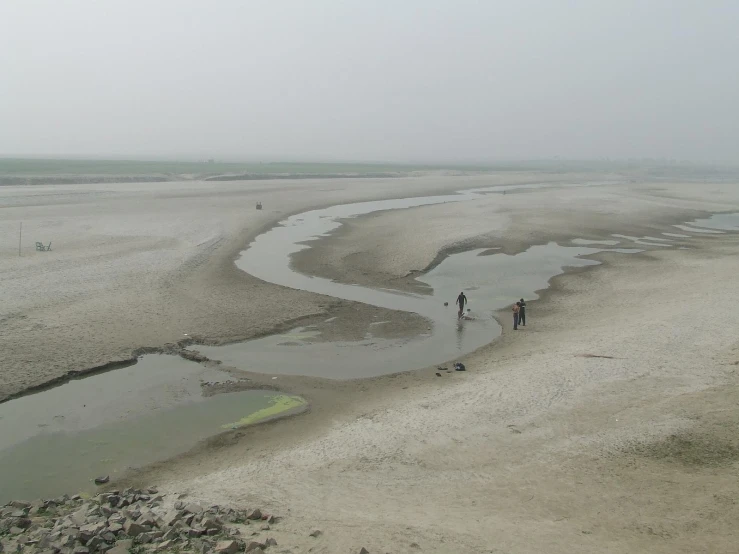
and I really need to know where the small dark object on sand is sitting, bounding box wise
[467,308,471,312]
[435,372,442,377]
[94,476,110,485]
[444,302,448,306]
[454,362,466,372]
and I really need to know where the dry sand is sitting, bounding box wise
[291,180,735,291]
[0,172,570,401]
[119,181,739,553]
[4,174,739,552]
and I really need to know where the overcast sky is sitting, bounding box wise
[1,1,738,163]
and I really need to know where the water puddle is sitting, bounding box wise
[673,224,725,234]
[571,238,620,246]
[687,212,739,231]
[611,234,673,247]
[0,355,304,503]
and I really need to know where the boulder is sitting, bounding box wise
[183,504,204,515]
[136,514,158,529]
[309,530,322,538]
[201,517,222,531]
[86,536,105,552]
[265,538,277,547]
[245,541,265,552]
[122,520,147,537]
[214,540,240,554]
[80,522,106,537]
[246,509,262,521]
[162,511,183,527]
[70,508,87,527]
[15,517,33,529]
[105,545,130,554]
[359,549,370,554]
[59,533,77,547]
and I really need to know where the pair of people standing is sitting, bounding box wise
[512,299,526,330]
[456,292,527,329]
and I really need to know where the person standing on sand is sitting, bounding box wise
[512,301,520,330]
[456,292,467,318]
[518,298,526,326]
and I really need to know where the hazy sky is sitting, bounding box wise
[1,1,738,163]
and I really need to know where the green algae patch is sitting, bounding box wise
[221,394,307,429]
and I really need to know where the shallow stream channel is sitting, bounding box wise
[3,179,737,503]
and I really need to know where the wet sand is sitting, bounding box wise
[3,174,739,552]
[127,233,739,554]
[0,173,552,401]
[125,180,739,553]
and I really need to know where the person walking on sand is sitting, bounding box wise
[456,292,468,319]
[512,301,520,330]
[518,298,527,326]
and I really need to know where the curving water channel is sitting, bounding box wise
[195,183,641,378]
[199,198,739,381]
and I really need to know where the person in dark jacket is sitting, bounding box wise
[518,298,526,326]
[456,292,467,319]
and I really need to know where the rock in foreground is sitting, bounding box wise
[0,489,281,554]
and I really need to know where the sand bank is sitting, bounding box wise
[4,173,739,552]
[109,181,739,553]
[127,232,739,554]
[1,172,583,401]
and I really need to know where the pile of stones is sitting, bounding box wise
[0,489,279,554]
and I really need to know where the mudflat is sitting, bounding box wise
[130,183,739,553]
[2,171,739,553]
[0,173,511,400]
[0,171,599,401]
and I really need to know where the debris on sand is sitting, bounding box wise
[0,489,281,554]
[454,362,466,371]
[93,476,110,485]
